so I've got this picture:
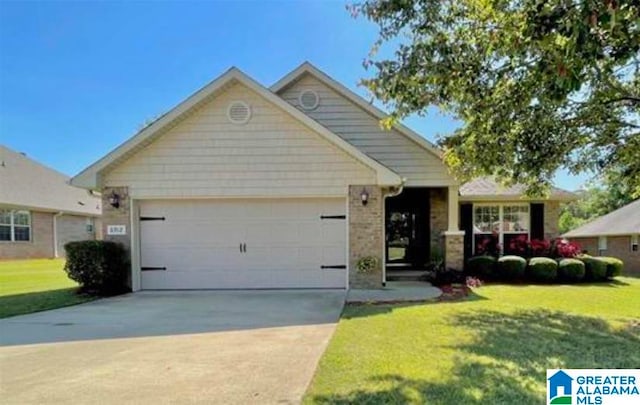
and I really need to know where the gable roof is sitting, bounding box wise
[71,67,402,190]
[460,177,576,201]
[0,145,101,216]
[270,62,446,163]
[563,199,640,238]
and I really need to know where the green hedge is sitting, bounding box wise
[496,255,527,280]
[527,257,558,282]
[599,257,624,278]
[579,256,608,281]
[557,258,586,283]
[64,241,130,295]
[466,255,497,279]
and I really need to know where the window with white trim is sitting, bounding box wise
[473,204,529,255]
[631,234,638,252]
[598,236,607,255]
[0,209,31,242]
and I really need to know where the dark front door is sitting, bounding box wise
[385,188,430,269]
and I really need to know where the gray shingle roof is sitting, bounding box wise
[563,199,640,237]
[460,177,576,200]
[0,145,101,216]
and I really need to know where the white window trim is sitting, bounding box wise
[472,203,530,255]
[0,209,32,242]
[630,234,638,252]
[598,236,607,255]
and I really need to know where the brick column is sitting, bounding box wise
[101,187,131,249]
[444,231,465,271]
[349,185,383,289]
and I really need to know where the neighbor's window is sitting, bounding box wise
[0,209,31,242]
[473,204,529,255]
[598,236,607,255]
[632,235,638,252]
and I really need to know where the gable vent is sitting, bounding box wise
[227,101,251,124]
[299,90,320,110]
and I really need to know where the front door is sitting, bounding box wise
[385,188,430,269]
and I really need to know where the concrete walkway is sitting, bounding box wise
[0,290,345,405]
[347,281,442,304]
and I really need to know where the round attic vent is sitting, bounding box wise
[299,90,320,110]
[227,101,251,124]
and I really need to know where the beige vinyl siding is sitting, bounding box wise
[279,74,454,186]
[104,82,376,198]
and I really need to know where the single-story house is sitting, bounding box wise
[71,62,573,290]
[563,199,639,275]
[0,145,102,259]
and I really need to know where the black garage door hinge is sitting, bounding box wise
[321,265,346,269]
[320,215,346,220]
[141,266,167,271]
[140,216,166,221]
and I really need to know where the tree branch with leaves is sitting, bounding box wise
[351,0,640,197]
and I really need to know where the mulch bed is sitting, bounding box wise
[437,284,473,301]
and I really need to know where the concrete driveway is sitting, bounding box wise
[0,290,345,404]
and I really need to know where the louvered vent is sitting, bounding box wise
[227,101,251,124]
[299,90,320,110]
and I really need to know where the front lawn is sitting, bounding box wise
[0,259,94,318]
[305,278,640,404]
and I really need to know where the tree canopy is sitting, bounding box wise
[351,0,640,196]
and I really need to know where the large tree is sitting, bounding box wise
[351,0,640,196]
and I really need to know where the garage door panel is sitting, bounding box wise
[139,198,346,289]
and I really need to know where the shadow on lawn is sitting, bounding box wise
[310,310,640,404]
[0,287,92,318]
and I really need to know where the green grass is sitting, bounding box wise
[0,259,95,318]
[304,278,640,404]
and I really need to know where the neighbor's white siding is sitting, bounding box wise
[104,82,376,198]
[279,73,454,187]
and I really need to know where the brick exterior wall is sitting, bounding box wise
[56,215,97,257]
[571,236,640,276]
[349,185,383,288]
[430,188,447,256]
[544,201,560,240]
[0,211,54,259]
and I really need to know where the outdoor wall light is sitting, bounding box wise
[108,192,120,209]
[360,188,369,206]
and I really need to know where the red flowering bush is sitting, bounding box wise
[530,239,551,257]
[553,239,582,258]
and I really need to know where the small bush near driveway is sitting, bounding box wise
[599,257,624,278]
[579,256,608,281]
[64,241,130,295]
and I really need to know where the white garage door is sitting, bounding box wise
[139,198,347,289]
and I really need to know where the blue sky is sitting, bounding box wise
[0,1,589,190]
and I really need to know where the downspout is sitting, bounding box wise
[381,179,406,287]
[53,212,64,258]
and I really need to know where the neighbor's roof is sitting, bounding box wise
[0,145,101,216]
[563,199,640,238]
[71,67,402,189]
[460,177,576,201]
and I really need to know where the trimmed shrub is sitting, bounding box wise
[599,257,624,278]
[557,258,586,282]
[526,257,558,282]
[496,255,527,280]
[466,255,497,279]
[64,241,129,295]
[579,256,608,281]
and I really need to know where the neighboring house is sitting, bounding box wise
[71,62,573,290]
[0,145,102,259]
[563,199,639,275]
